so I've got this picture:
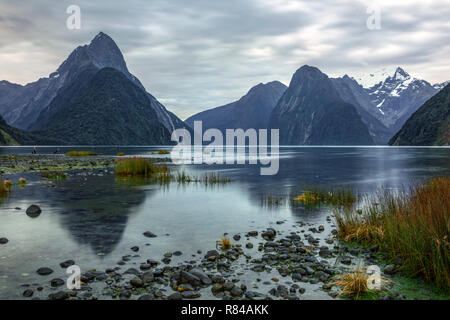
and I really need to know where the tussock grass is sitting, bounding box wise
[115,157,168,177]
[117,152,125,156]
[333,268,388,299]
[65,150,99,157]
[334,177,450,289]
[216,237,233,250]
[333,269,370,299]
[0,178,11,195]
[157,150,170,155]
[3,179,12,190]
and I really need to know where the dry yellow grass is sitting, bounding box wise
[333,269,369,298]
[217,237,233,250]
[334,177,450,289]
[65,150,98,157]
[0,178,9,194]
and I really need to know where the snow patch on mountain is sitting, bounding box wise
[348,66,398,88]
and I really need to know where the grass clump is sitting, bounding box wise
[65,150,99,157]
[216,237,234,250]
[334,177,450,290]
[41,171,67,180]
[117,152,125,156]
[333,269,370,299]
[293,188,357,209]
[0,178,11,195]
[333,268,388,299]
[115,157,168,177]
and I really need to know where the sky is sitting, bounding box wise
[0,0,449,119]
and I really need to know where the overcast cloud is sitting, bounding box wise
[0,0,449,119]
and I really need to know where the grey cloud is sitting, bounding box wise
[0,0,449,119]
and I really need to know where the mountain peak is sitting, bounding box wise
[246,81,287,96]
[392,67,410,81]
[295,65,322,75]
[90,32,115,46]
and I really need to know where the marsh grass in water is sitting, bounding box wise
[115,158,231,186]
[292,188,358,209]
[334,177,450,290]
[115,157,169,177]
[173,170,231,185]
[65,150,99,157]
[261,193,285,208]
[41,171,67,180]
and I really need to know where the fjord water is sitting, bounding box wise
[0,146,449,299]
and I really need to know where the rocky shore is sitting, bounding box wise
[14,216,409,300]
[0,154,114,175]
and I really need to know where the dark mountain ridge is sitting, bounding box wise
[33,67,171,145]
[0,32,188,136]
[389,83,450,146]
[185,81,286,132]
[269,65,374,145]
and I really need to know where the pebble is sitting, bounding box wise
[384,264,396,275]
[50,278,65,287]
[23,289,34,297]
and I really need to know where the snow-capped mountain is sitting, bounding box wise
[366,67,443,132]
[333,67,448,143]
[349,66,398,89]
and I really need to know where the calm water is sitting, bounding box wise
[0,146,449,299]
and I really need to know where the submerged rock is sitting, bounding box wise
[0,238,8,245]
[36,267,54,276]
[59,260,75,268]
[143,231,157,238]
[26,205,42,218]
